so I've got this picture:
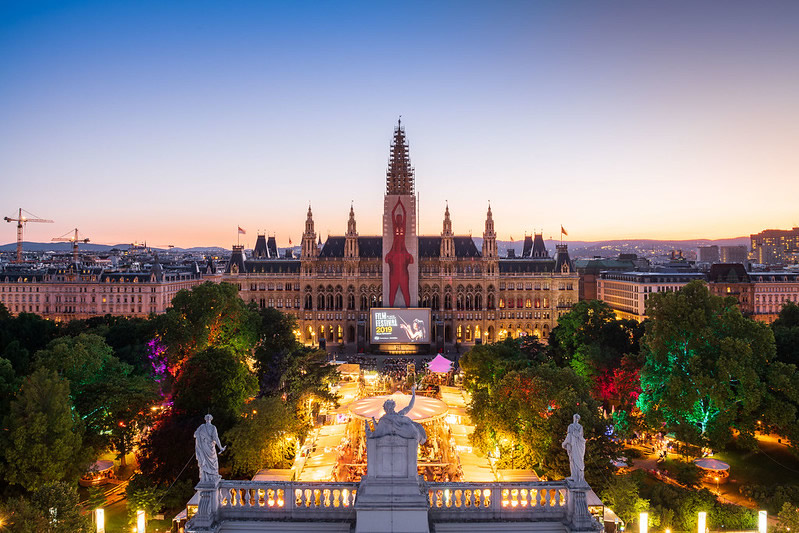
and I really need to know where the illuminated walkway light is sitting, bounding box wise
[639,512,648,533]
[698,511,707,533]
[136,510,145,533]
[95,508,104,533]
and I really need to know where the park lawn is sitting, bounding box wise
[712,437,799,487]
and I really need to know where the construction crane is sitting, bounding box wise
[52,228,90,264]
[4,208,54,263]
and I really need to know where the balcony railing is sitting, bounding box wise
[213,480,570,523]
[427,482,569,521]
[217,481,358,521]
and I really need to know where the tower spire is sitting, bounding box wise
[386,119,415,195]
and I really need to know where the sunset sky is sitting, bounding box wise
[1,1,797,249]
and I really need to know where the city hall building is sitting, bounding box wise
[221,122,577,353]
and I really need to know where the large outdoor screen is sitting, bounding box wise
[370,308,432,344]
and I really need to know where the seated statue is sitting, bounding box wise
[365,386,427,444]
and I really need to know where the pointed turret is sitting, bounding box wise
[532,233,548,258]
[481,203,497,259]
[386,119,415,195]
[301,205,319,259]
[555,244,572,273]
[440,204,455,259]
[253,234,268,259]
[345,204,359,259]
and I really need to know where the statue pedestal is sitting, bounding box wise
[567,480,601,532]
[355,435,429,533]
[185,476,221,533]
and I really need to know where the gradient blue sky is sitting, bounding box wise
[1,1,798,248]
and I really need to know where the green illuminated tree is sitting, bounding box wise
[34,334,159,455]
[0,368,90,491]
[638,281,776,449]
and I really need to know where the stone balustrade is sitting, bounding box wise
[427,481,570,521]
[210,479,572,523]
[217,480,358,521]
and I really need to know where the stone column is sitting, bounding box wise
[185,476,221,533]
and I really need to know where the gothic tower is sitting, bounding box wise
[481,203,498,276]
[301,205,319,260]
[382,119,419,308]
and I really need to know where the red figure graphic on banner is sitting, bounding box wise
[385,198,413,306]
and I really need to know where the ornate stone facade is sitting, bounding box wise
[220,122,578,352]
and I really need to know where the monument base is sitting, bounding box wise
[356,434,430,533]
[355,479,430,533]
[185,476,221,533]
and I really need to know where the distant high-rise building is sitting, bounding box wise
[720,245,748,266]
[750,227,799,264]
[697,245,719,263]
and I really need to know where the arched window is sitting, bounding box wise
[475,293,482,310]
[432,293,440,310]
[326,294,334,309]
[335,294,343,310]
[465,294,473,310]
[317,293,325,309]
[487,293,495,309]
[444,293,452,310]
[348,294,355,310]
[499,297,505,309]
[361,294,368,310]
[456,294,464,310]
[304,294,313,310]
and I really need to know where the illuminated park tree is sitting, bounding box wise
[638,281,780,450]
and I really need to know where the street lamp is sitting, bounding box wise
[759,511,767,533]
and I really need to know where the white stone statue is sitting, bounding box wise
[194,414,226,483]
[562,413,586,485]
[365,386,427,444]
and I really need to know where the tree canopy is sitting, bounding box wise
[638,281,781,449]
[1,368,90,491]
[460,338,618,489]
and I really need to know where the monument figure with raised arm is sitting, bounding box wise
[365,385,426,444]
[194,414,226,483]
[562,413,586,485]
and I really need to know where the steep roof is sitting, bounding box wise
[499,259,556,273]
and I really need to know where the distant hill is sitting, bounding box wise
[0,241,229,254]
[2,238,749,258]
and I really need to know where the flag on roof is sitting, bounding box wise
[238,226,246,235]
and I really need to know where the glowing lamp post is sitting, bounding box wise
[698,511,707,533]
[95,508,104,533]
[759,510,767,533]
[136,510,145,533]
[639,512,648,533]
